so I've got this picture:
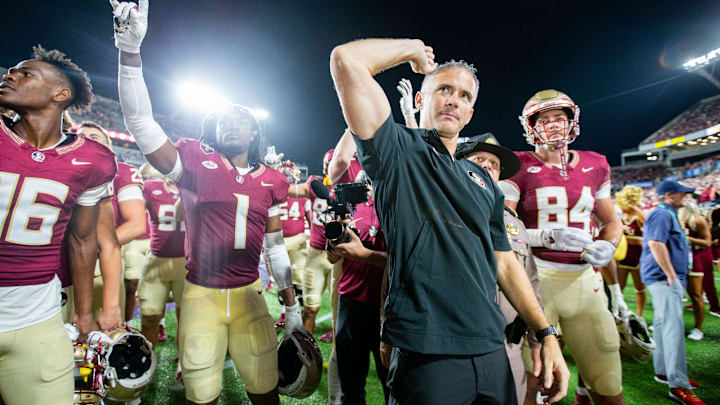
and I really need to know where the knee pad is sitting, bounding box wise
[588,373,623,397]
[591,311,620,352]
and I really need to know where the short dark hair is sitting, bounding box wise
[32,45,94,113]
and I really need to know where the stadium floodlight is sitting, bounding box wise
[177,81,230,112]
[250,109,269,120]
[683,47,720,91]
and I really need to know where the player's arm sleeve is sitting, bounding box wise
[118,64,170,155]
[595,156,612,199]
[263,229,293,291]
[117,184,144,202]
[498,180,520,202]
[78,155,118,206]
[491,184,512,251]
[353,114,414,181]
[76,183,112,206]
[644,210,671,244]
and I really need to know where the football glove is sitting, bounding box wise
[284,302,305,334]
[264,146,284,169]
[582,239,616,267]
[396,78,418,118]
[110,0,149,54]
[609,283,629,319]
[528,227,593,252]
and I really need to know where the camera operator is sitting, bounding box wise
[326,184,389,404]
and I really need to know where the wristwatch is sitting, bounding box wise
[535,325,559,342]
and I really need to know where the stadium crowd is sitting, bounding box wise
[643,96,720,143]
[2,2,720,405]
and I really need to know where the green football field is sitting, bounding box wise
[109,276,720,405]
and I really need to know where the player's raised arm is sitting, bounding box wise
[112,0,181,178]
[330,39,436,140]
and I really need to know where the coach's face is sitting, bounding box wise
[417,68,475,138]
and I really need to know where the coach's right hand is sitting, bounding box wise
[110,0,149,54]
[538,336,569,403]
[409,40,437,75]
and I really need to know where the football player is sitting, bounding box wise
[0,46,116,404]
[138,168,187,349]
[278,160,311,308]
[500,89,626,404]
[615,186,647,316]
[112,1,302,404]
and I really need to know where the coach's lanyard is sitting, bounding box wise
[659,203,693,270]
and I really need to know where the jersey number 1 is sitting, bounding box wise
[234,193,249,249]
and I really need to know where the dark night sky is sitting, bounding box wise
[3,0,720,173]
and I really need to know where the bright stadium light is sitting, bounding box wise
[177,81,230,112]
[683,47,720,71]
[250,109,269,120]
[683,46,720,91]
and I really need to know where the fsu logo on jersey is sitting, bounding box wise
[200,143,215,155]
[467,171,486,189]
[31,151,46,162]
[152,189,162,195]
[527,166,542,174]
[202,161,218,169]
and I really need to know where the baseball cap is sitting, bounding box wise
[466,133,521,180]
[656,179,694,195]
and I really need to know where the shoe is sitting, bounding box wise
[655,374,700,388]
[157,323,168,343]
[574,392,592,405]
[687,328,704,341]
[319,331,334,343]
[669,387,705,405]
[275,313,286,329]
[708,310,720,318]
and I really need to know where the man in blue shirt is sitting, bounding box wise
[640,180,705,405]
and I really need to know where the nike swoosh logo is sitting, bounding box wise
[71,158,91,165]
[261,181,273,187]
[582,167,593,173]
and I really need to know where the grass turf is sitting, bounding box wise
[109,276,720,404]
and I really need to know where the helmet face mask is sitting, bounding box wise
[105,326,158,402]
[279,160,302,184]
[519,89,580,150]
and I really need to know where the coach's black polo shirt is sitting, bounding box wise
[353,115,511,355]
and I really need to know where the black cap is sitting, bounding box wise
[467,133,521,180]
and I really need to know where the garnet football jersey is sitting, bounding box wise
[280,197,310,238]
[502,150,611,265]
[175,139,289,288]
[619,216,642,269]
[333,153,366,185]
[143,180,185,258]
[111,161,149,233]
[307,175,329,250]
[0,120,117,286]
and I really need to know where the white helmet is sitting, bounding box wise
[277,329,323,398]
[519,89,580,149]
[104,325,157,402]
[65,324,112,405]
[617,312,655,364]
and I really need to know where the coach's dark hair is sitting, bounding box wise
[200,105,264,164]
[32,45,94,113]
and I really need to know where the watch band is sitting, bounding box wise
[535,325,558,342]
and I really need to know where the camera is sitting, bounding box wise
[310,180,369,244]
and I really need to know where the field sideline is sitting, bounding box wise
[108,276,720,405]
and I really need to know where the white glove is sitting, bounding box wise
[64,323,80,342]
[581,239,616,267]
[609,283,629,319]
[264,146,284,169]
[396,78,418,117]
[284,303,305,334]
[541,227,594,252]
[110,0,149,54]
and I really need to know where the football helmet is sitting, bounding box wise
[279,160,302,184]
[105,325,158,402]
[138,162,163,180]
[617,312,655,364]
[519,89,580,149]
[278,329,323,398]
[66,324,112,405]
